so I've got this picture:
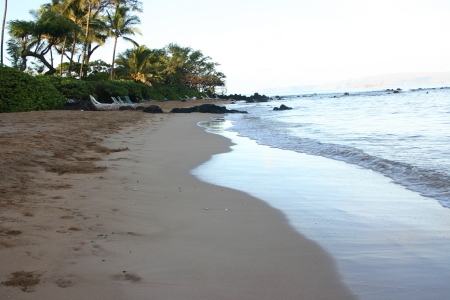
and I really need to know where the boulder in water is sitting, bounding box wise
[273,104,292,111]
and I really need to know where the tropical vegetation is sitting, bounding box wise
[0,65,66,112]
[0,0,226,112]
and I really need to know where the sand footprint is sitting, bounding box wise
[112,272,142,283]
[55,276,76,288]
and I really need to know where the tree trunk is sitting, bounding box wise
[87,44,100,63]
[110,36,118,79]
[1,0,7,65]
[79,3,92,78]
[50,46,53,68]
[68,32,77,77]
[23,50,57,75]
[60,36,66,76]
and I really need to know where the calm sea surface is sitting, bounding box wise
[227,87,450,208]
[193,86,450,299]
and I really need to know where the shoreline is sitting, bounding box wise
[196,117,450,299]
[0,107,355,299]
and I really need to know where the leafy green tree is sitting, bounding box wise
[7,9,78,75]
[6,39,25,69]
[161,43,225,92]
[8,5,81,74]
[46,0,82,76]
[57,59,110,78]
[36,7,79,71]
[161,43,192,85]
[101,4,141,79]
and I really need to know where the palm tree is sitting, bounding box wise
[63,0,105,78]
[115,45,161,86]
[79,0,99,78]
[108,0,143,12]
[1,0,7,65]
[55,0,88,77]
[102,4,141,79]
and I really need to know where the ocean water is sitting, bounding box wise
[226,87,450,207]
[192,87,450,299]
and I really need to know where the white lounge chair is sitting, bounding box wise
[123,96,139,107]
[111,96,125,106]
[180,95,197,101]
[90,95,117,110]
[112,96,138,108]
[202,95,214,100]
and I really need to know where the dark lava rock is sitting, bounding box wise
[273,104,292,111]
[170,104,247,114]
[143,105,164,113]
[119,106,135,110]
[245,99,268,103]
[62,100,96,111]
[170,107,195,113]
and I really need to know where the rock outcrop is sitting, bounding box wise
[143,105,164,113]
[273,104,292,111]
[170,104,247,114]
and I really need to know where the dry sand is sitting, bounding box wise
[0,100,356,299]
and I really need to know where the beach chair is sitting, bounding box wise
[111,96,137,108]
[111,96,129,107]
[90,95,117,110]
[181,95,197,101]
[124,96,140,106]
[111,96,122,105]
[118,96,138,108]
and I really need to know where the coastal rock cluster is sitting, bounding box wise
[62,101,247,114]
[62,100,96,111]
[170,104,247,114]
[273,104,292,111]
[142,105,164,113]
[120,106,145,110]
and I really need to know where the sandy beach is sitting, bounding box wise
[0,100,355,299]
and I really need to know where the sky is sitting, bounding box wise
[2,0,450,94]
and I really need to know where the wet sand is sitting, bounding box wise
[0,101,355,299]
[194,122,450,299]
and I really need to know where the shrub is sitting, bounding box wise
[115,80,143,101]
[90,80,167,102]
[37,75,95,100]
[143,88,164,101]
[154,85,203,100]
[0,66,66,113]
[90,81,128,103]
